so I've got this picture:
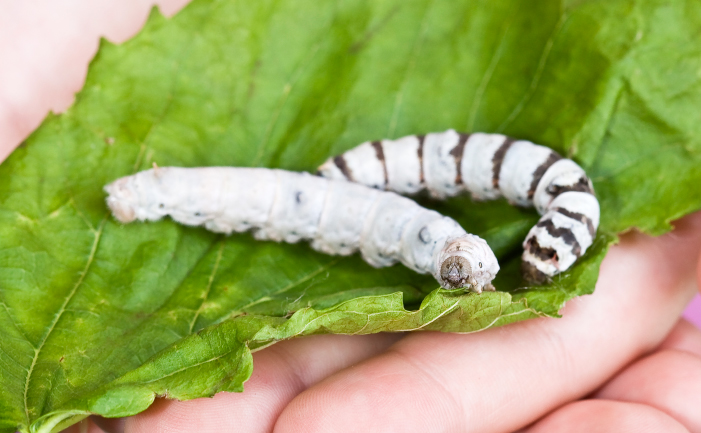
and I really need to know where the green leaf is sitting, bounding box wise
[1,0,700,431]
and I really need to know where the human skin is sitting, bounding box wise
[1,1,700,432]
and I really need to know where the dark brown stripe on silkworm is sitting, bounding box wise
[333,155,354,181]
[528,151,562,200]
[417,134,426,184]
[525,236,558,262]
[492,137,516,189]
[371,140,388,186]
[450,133,470,184]
[536,219,582,257]
[547,177,594,197]
[521,260,549,284]
[554,207,596,237]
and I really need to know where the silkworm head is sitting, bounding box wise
[439,256,472,289]
[434,234,500,292]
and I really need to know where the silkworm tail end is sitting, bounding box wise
[521,260,551,285]
[317,158,348,181]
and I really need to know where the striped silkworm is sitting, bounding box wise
[104,167,500,292]
[317,130,600,283]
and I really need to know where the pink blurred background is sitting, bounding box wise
[0,0,699,330]
[686,294,701,328]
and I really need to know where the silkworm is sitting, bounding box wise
[317,130,600,283]
[104,167,499,292]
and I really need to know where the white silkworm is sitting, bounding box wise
[104,167,500,293]
[318,130,600,283]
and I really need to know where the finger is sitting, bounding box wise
[91,416,126,433]
[274,212,701,433]
[658,319,701,358]
[523,400,689,433]
[125,333,401,433]
[595,349,701,433]
[60,418,108,433]
[0,0,190,162]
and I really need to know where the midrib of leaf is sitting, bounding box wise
[22,217,107,426]
[252,43,324,166]
[496,10,567,132]
[476,307,539,333]
[466,21,511,132]
[188,241,224,333]
[137,350,235,385]
[387,0,434,137]
[386,299,461,332]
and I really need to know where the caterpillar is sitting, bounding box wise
[317,130,600,283]
[104,167,500,293]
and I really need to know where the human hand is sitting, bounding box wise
[2,2,700,432]
[78,211,698,433]
[0,0,189,163]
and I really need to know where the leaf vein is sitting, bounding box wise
[223,257,341,321]
[22,216,107,425]
[0,297,32,345]
[387,0,435,137]
[398,299,460,332]
[497,11,568,132]
[467,22,512,131]
[253,43,322,165]
[188,241,225,334]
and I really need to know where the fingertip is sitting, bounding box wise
[595,349,701,433]
[124,397,180,433]
[659,319,701,358]
[524,400,689,433]
[91,415,126,433]
[60,418,110,433]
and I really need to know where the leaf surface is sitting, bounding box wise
[1,0,700,431]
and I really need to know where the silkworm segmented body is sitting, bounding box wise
[317,130,600,283]
[105,167,499,292]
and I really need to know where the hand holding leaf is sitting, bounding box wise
[1,1,701,432]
